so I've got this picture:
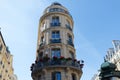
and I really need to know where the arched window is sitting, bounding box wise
[51,48,61,58]
[52,72,61,80]
[71,73,76,80]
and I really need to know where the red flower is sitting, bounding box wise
[60,56,65,60]
[66,57,72,60]
[74,59,77,62]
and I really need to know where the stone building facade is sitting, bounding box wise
[0,31,17,80]
[31,2,83,80]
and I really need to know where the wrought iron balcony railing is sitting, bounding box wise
[50,23,61,27]
[50,39,61,43]
[31,57,84,72]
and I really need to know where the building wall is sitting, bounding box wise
[0,31,17,80]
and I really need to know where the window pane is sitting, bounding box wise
[52,31,60,39]
[52,49,61,58]
[52,17,59,23]
[56,72,61,80]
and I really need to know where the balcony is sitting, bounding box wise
[66,24,72,31]
[50,23,61,27]
[31,57,84,72]
[50,39,61,43]
[67,40,74,47]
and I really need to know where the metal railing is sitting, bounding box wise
[31,59,82,72]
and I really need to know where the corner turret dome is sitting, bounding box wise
[43,2,71,17]
[101,62,116,71]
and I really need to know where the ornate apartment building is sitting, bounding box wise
[31,2,84,80]
[0,31,17,80]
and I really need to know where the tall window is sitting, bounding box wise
[52,49,61,58]
[72,74,76,80]
[52,72,61,80]
[52,16,59,24]
[70,51,74,59]
[68,35,72,43]
[52,31,60,39]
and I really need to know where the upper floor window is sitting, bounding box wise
[67,34,74,47]
[72,73,76,80]
[52,16,59,23]
[52,72,61,80]
[66,19,72,31]
[70,51,74,59]
[51,16,60,26]
[68,35,72,43]
[52,48,61,58]
[52,31,60,39]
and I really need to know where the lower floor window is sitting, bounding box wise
[72,73,76,80]
[52,72,61,80]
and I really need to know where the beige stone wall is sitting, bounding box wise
[0,32,16,80]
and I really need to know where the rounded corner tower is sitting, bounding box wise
[31,2,83,80]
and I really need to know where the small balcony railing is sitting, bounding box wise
[50,39,61,43]
[66,24,72,31]
[67,40,74,47]
[50,23,61,27]
[31,57,84,72]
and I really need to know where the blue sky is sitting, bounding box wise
[0,0,120,80]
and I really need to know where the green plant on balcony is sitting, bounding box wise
[60,56,66,65]
[43,56,50,62]
[66,57,72,65]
